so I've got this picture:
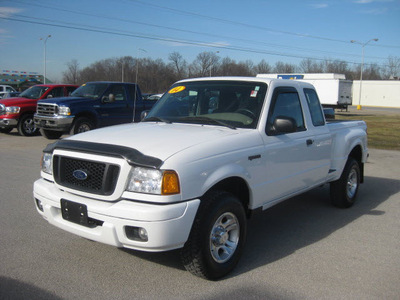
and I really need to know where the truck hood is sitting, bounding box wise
[67,122,243,162]
[0,97,37,106]
[37,96,94,105]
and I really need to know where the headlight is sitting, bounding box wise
[58,106,71,116]
[41,153,53,175]
[126,167,180,195]
[5,106,20,114]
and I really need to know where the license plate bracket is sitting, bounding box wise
[61,199,90,227]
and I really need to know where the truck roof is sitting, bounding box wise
[32,84,79,87]
[257,73,347,80]
[176,76,315,89]
[83,81,138,85]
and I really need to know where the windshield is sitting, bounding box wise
[71,83,109,99]
[144,80,267,129]
[19,86,49,99]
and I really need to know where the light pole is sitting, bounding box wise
[351,38,378,110]
[133,48,147,122]
[40,35,51,84]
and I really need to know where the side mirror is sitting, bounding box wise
[323,108,335,120]
[267,116,297,135]
[140,110,149,121]
[102,93,115,103]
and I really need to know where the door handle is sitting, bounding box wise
[306,139,314,146]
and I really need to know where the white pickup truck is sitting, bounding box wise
[34,77,368,280]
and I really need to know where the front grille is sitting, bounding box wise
[37,103,58,116]
[53,156,120,195]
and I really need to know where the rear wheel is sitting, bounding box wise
[18,114,38,136]
[180,190,247,280]
[330,157,361,208]
[40,129,63,140]
[70,117,94,135]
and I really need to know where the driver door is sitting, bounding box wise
[98,84,133,126]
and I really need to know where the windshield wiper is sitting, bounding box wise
[143,116,172,124]
[178,116,236,130]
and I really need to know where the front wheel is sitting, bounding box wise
[70,117,94,135]
[330,157,361,208]
[180,191,247,280]
[17,114,38,136]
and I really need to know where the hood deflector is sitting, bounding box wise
[43,140,163,169]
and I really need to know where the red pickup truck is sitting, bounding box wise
[0,84,78,136]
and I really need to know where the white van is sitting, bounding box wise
[0,85,17,99]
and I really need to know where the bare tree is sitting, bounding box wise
[274,61,297,73]
[323,59,351,76]
[168,51,187,79]
[119,56,135,82]
[383,56,400,79]
[255,59,272,74]
[191,51,220,77]
[299,58,324,73]
[351,62,382,80]
[62,59,80,84]
[64,50,397,95]
[363,63,382,80]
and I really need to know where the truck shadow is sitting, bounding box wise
[0,276,62,300]
[121,175,399,277]
[235,175,399,277]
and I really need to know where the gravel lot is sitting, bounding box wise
[0,127,399,300]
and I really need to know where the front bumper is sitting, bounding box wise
[34,114,74,132]
[33,178,200,252]
[0,117,18,128]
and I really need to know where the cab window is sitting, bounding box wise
[48,87,63,98]
[105,85,126,101]
[304,88,325,126]
[266,87,305,135]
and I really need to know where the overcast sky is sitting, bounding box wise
[0,0,399,81]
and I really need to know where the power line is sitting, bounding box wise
[9,0,394,60]
[0,15,391,68]
[128,0,400,50]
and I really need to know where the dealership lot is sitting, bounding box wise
[0,131,399,299]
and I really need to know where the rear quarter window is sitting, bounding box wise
[304,88,325,126]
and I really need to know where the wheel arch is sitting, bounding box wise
[348,144,364,183]
[205,176,251,218]
[17,110,35,122]
[73,112,98,127]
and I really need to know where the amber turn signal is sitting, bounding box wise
[162,170,180,195]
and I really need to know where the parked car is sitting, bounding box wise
[0,84,78,136]
[34,81,157,139]
[147,93,163,101]
[0,85,17,99]
[33,76,368,279]
[1,92,20,98]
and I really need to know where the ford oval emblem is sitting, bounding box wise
[72,169,88,181]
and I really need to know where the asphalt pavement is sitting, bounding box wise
[0,131,399,300]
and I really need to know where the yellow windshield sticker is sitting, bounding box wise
[168,86,186,94]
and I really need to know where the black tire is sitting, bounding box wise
[180,190,247,280]
[330,157,361,208]
[17,114,38,136]
[40,129,63,140]
[70,117,94,135]
[0,127,12,134]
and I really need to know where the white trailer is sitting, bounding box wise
[256,73,353,109]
